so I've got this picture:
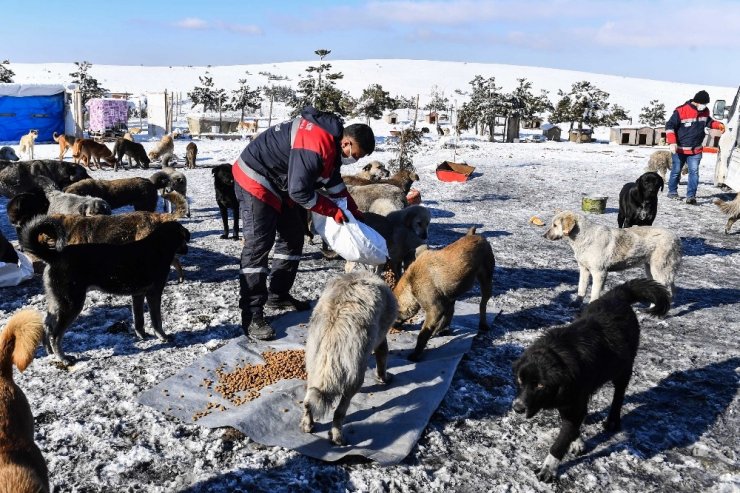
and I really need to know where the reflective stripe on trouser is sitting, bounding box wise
[668,152,702,198]
[235,183,305,315]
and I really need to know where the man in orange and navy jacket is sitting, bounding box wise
[232,106,374,341]
[665,90,725,204]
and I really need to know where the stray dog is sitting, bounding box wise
[148,135,175,161]
[128,127,142,135]
[18,130,38,160]
[150,167,189,216]
[6,189,51,236]
[21,217,190,365]
[512,279,670,482]
[0,146,19,161]
[185,142,198,169]
[37,176,111,216]
[617,171,664,228]
[72,139,116,170]
[343,161,390,183]
[348,183,408,213]
[0,230,18,265]
[714,194,740,234]
[367,197,404,216]
[0,160,90,198]
[212,164,239,239]
[394,227,495,361]
[0,309,49,492]
[301,271,398,445]
[111,138,150,170]
[344,169,419,194]
[52,132,76,160]
[646,150,687,182]
[64,177,158,212]
[544,211,682,303]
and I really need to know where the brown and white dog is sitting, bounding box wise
[72,139,116,170]
[185,142,198,169]
[18,130,38,160]
[52,132,76,161]
[148,135,175,162]
[0,309,49,493]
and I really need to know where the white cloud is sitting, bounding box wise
[173,18,262,36]
[175,17,208,30]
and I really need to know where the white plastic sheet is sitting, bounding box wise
[0,251,35,288]
[311,198,388,265]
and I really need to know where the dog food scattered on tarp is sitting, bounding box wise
[435,161,476,182]
[581,195,608,214]
[529,216,545,226]
[406,188,421,205]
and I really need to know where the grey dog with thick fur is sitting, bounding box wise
[301,271,398,446]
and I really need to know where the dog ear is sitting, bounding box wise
[560,213,577,235]
[362,163,373,172]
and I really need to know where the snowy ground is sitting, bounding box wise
[0,131,738,492]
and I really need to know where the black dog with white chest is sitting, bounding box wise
[512,279,670,482]
[212,164,239,239]
[21,216,190,366]
[618,171,664,228]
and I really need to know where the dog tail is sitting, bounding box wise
[0,309,44,378]
[20,215,67,263]
[163,191,188,219]
[52,131,61,143]
[608,278,671,317]
[714,195,740,216]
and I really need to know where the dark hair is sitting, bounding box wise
[344,123,375,155]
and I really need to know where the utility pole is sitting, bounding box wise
[413,94,419,129]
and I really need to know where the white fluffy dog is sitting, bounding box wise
[18,130,38,160]
[300,271,398,446]
[544,211,682,304]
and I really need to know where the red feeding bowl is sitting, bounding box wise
[406,188,421,205]
[435,161,475,182]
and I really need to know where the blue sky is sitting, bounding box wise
[6,0,740,86]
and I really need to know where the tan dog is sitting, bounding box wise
[185,142,198,169]
[72,139,116,170]
[237,121,258,134]
[128,127,142,135]
[18,130,38,160]
[714,194,740,234]
[0,309,49,493]
[148,135,175,161]
[52,132,76,160]
[344,169,419,193]
[646,150,688,182]
[544,211,682,304]
[342,161,390,183]
[394,227,495,361]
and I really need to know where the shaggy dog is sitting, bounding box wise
[394,227,495,361]
[64,177,158,212]
[512,279,670,482]
[714,194,740,234]
[0,146,19,161]
[185,142,198,169]
[544,211,682,304]
[0,310,49,492]
[52,132,76,161]
[301,271,398,446]
[0,160,90,198]
[18,130,38,160]
[43,184,111,217]
[6,189,50,236]
[72,139,116,170]
[344,169,420,194]
[150,167,189,216]
[342,161,390,184]
[111,138,150,171]
[348,183,408,213]
[212,164,239,239]
[148,135,175,162]
[617,171,664,228]
[21,217,190,365]
[646,150,687,182]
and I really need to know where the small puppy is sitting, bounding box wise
[185,142,198,169]
[301,271,398,446]
[0,309,49,492]
[714,194,740,234]
[394,227,495,361]
[148,135,175,161]
[646,150,687,182]
[52,132,76,160]
[72,139,116,170]
[212,164,239,239]
[0,146,19,161]
[111,138,150,171]
[21,217,190,365]
[617,171,664,228]
[544,211,682,303]
[65,177,159,212]
[18,130,38,160]
[512,279,670,482]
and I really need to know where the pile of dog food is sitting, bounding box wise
[192,349,307,421]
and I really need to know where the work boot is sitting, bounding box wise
[241,311,275,341]
[685,197,697,205]
[265,293,311,311]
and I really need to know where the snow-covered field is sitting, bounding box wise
[0,127,738,492]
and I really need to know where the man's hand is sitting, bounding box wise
[333,209,349,224]
[718,122,726,133]
[669,143,677,154]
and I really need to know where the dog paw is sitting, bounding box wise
[376,372,393,385]
[157,334,171,343]
[568,297,583,308]
[536,467,556,483]
[135,331,147,340]
[330,430,344,446]
[300,418,313,434]
[603,418,621,432]
[220,234,229,239]
[569,437,586,456]
[232,236,240,241]
[408,352,422,362]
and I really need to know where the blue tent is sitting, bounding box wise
[0,84,66,143]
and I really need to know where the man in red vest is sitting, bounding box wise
[232,106,374,341]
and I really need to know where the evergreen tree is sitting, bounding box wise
[639,100,667,127]
[459,75,508,141]
[511,78,553,120]
[549,81,625,138]
[0,60,14,83]
[424,85,449,115]
[69,61,107,104]
[290,49,350,117]
[355,84,395,123]
[388,128,423,172]
[229,78,262,121]
[188,72,226,112]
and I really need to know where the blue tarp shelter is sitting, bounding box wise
[0,84,66,143]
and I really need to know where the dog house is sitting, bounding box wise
[542,125,561,141]
[0,83,65,143]
[383,112,399,124]
[424,112,438,125]
[637,127,655,146]
[569,128,593,143]
[654,127,667,146]
[522,117,543,130]
[610,127,638,145]
[85,98,128,138]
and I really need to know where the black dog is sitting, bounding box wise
[0,160,90,198]
[21,216,190,366]
[0,230,18,265]
[212,164,239,239]
[512,279,670,482]
[6,189,50,237]
[111,138,150,171]
[617,171,664,228]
